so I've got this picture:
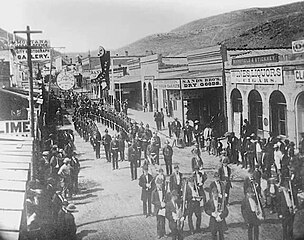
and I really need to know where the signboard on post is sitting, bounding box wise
[56,71,75,90]
[14,40,51,62]
[292,40,304,54]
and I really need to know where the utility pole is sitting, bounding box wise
[14,26,42,180]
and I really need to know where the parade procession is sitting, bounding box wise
[1,0,304,240]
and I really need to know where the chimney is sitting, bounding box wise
[116,53,119,56]
[125,51,129,56]
[145,50,149,56]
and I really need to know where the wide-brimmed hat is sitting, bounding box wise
[66,204,78,212]
[194,120,199,124]
[174,165,179,169]
[42,151,49,156]
[63,158,71,164]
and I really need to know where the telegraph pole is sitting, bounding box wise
[14,26,42,180]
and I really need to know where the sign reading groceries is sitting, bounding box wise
[231,67,283,84]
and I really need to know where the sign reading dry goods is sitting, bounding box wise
[231,67,283,84]
[181,77,222,89]
[295,70,304,82]
[154,79,180,89]
[56,71,75,90]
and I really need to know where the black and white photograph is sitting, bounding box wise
[0,0,304,239]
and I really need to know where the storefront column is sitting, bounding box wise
[287,100,296,144]
[242,91,249,122]
[226,97,233,132]
[263,100,270,138]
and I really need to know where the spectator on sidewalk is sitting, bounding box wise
[154,109,162,131]
[57,203,78,240]
[160,108,165,129]
[110,135,120,170]
[183,120,193,147]
[58,158,73,199]
[171,118,181,147]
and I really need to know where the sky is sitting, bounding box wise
[1,0,302,53]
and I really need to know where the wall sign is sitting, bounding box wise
[154,79,180,89]
[232,54,279,66]
[0,120,30,135]
[181,77,222,89]
[295,69,304,82]
[230,67,283,84]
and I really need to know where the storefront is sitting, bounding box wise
[226,49,304,147]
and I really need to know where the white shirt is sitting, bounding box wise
[274,150,283,170]
[223,166,228,177]
[256,142,262,153]
[215,181,221,195]
[249,197,257,212]
[283,189,292,208]
[176,173,180,185]
[158,190,163,202]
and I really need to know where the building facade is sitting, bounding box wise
[225,48,304,147]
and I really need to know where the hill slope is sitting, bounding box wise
[114,1,304,56]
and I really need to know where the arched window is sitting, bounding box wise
[248,90,263,133]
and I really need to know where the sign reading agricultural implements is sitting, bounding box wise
[181,77,222,89]
[56,71,75,90]
[230,67,283,84]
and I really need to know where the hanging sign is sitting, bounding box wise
[295,69,304,82]
[56,71,75,90]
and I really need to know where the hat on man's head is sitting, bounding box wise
[158,167,164,173]
[42,151,49,156]
[222,157,229,164]
[214,172,220,178]
[52,144,58,149]
[250,133,256,137]
[142,165,149,171]
[174,165,179,169]
[146,124,149,128]
[63,158,71,164]
[105,129,108,133]
[66,204,78,212]
[194,120,199,124]
[174,118,178,121]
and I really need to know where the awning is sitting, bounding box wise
[114,75,141,84]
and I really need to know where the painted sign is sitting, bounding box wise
[16,49,51,61]
[0,120,30,135]
[181,77,222,89]
[154,79,180,89]
[292,40,304,54]
[56,71,75,90]
[230,67,283,84]
[14,39,51,62]
[295,69,304,82]
[232,54,279,66]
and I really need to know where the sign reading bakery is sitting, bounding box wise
[231,67,283,84]
[181,77,222,89]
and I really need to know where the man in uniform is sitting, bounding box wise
[170,165,183,198]
[102,129,112,162]
[163,139,173,175]
[139,165,153,217]
[218,157,232,204]
[185,177,202,234]
[165,190,183,240]
[183,120,193,146]
[95,130,101,159]
[241,187,262,240]
[205,187,229,240]
[110,135,120,170]
[128,139,138,180]
[152,177,166,239]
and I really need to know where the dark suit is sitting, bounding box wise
[170,172,183,197]
[277,190,296,240]
[152,189,166,237]
[205,198,228,240]
[241,197,260,240]
[165,199,183,240]
[128,145,137,180]
[185,184,202,233]
[139,173,153,215]
[218,166,232,203]
[163,144,173,175]
[57,209,77,240]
